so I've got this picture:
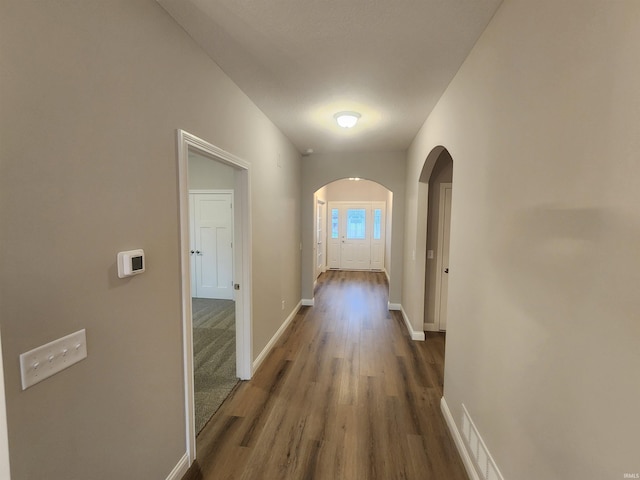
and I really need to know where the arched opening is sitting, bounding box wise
[417,146,454,332]
[313,178,393,283]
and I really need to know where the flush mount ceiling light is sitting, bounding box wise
[334,111,361,128]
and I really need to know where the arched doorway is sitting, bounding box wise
[417,146,454,332]
[313,178,392,280]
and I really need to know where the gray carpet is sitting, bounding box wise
[192,297,238,435]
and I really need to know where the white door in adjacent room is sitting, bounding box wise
[190,191,234,299]
[327,206,341,269]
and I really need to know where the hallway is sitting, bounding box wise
[184,271,467,480]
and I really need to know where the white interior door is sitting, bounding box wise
[190,191,233,299]
[435,183,452,330]
[370,202,385,270]
[327,205,341,268]
[316,200,326,277]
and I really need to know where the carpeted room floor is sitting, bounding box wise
[192,297,238,434]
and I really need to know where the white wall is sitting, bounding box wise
[301,151,405,304]
[0,1,300,478]
[404,1,640,479]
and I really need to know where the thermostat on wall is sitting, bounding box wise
[117,249,145,278]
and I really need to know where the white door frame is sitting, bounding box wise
[177,129,252,466]
[434,183,452,331]
[0,328,11,479]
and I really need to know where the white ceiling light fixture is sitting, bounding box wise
[334,111,361,129]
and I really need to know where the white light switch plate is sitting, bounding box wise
[19,329,87,390]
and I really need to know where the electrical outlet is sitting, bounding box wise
[19,329,87,390]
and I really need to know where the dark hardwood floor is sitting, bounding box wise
[183,270,467,480]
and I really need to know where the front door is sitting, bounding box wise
[327,202,385,270]
[341,206,371,269]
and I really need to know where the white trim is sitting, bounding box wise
[176,129,253,467]
[165,453,189,480]
[389,303,425,341]
[252,301,301,374]
[0,328,11,479]
[441,397,480,480]
[384,268,390,284]
[423,323,439,332]
[301,298,315,307]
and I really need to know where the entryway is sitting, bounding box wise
[314,178,392,278]
[177,130,252,466]
[420,147,454,332]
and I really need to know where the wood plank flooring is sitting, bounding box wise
[182,270,467,480]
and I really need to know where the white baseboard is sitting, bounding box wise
[388,303,425,341]
[301,298,315,307]
[402,305,425,341]
[252,301,301,374]
[441,397,479,480]
[441,398,505,480]
[165,453,189,480]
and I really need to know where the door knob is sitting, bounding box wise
[444,268,449,273]
[196,250,202,255]
[190,250,195,255]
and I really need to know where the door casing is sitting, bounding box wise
[177,129,252,467]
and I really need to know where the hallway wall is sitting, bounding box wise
[404,1,640,479]
[0,1,300,478]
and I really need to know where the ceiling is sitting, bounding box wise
[158,0,503,154]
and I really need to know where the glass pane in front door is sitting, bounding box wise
[346,209,366,239]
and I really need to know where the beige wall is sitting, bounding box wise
[301,151,405,304]
[404,1,640,478]
[188,151,235,190]
[0,1,300,479]
[325,178,389,202]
